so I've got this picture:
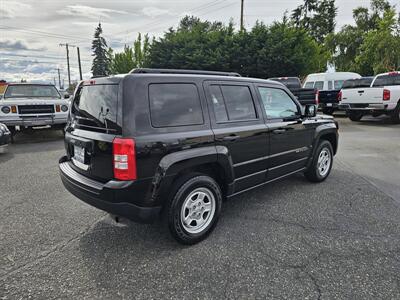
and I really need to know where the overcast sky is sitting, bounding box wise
[0,0,398,85]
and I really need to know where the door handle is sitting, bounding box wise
[272,129,287,134]
[222,135,240,141]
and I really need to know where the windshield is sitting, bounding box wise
[72,84,121,133]
[4,85,61,99]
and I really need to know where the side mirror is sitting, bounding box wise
[304,105,317,118]
[64,94,70,99]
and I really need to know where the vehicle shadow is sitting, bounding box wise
[12,127,64,144]
[0,150,14,163]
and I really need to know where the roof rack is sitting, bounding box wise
[129,68,241,77]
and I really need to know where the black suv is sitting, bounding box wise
[59,69,338,244]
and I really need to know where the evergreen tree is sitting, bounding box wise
[291,0,337,43]
[91,23,110,77]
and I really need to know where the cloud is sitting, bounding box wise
[0,1,32,18]
[0,40,47,51]
[142,6,170,18]
[58,5,129,20]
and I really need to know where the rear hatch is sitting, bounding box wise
[65,80,122,182]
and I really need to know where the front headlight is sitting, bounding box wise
[61,105,68,112]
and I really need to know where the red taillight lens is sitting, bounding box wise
[383,89,390,101]
[113,138,137,181]
[337,90,342,102]
[315,90,319,105]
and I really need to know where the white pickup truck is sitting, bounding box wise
[339,71,400,122]
[0,83,70,138]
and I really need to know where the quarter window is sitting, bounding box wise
[149,83,203,127]
[258,87,299,119]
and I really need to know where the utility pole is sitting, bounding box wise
[240,0,244,32]
[77,47,83,80]
[57,68,61,89]
[59,43,76,88]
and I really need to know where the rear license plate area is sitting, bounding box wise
[74,145,86,164]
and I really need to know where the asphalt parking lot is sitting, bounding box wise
[1,116,400,299]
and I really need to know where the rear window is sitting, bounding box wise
[373,74,400,87]
[149,83,203,127]
[5,85,60,99]
[72,84,120,133]
[269,78,301,89]
[342,77,373,89]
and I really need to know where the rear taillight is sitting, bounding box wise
[113,138,137,181]
[337,90,342,102]
[383,89,390,101]
[315,90,319,105]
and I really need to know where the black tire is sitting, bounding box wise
[390,103,400,124]
[322,108,334,115]
[166,173,222,245]
[348,111,363,122]
[304,140,334,183]
[8,126,16,143]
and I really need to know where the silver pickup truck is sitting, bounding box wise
[0,83,70,136]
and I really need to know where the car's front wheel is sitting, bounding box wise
[166,174,222,245]
[304,140,334,182]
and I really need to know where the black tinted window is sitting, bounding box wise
[149,83,203,127]
[72,84,121,133]
[373,74,400,87]
[219,85,257,121]
[209,85,228,122]
[342,77,373,89]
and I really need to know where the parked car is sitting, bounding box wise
[267,77,317,106]
[304,72,361,115]
[59,68,339,245]
[0,123,11,153]
[0,83,70,137]
[339,71,400,122]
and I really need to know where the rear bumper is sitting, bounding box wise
[1,115,67,127]
[59,157,161,223]
[319,103,338,109]
[339,103,396,111]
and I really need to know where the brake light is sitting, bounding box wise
[383,89,390,101]
[337,90,342,102]
[113,138,137,181]
[315,90,319,105]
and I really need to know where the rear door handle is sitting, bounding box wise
[222,135,240,141]
[272,129,287,134]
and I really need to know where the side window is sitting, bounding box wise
[334,80,344,90]
[209,85,228,122]
[214,85,257,121]
[314,81,324,90]
[258,87,299,119]
[149,83,203,127]
[328,81,333,90]
[304,81,314,88]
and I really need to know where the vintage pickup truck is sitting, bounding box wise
[0,83,70,138]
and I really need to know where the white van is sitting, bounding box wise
[303,72,361,114]
[303,72,361,90]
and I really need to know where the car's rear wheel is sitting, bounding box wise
[166,174,222,245]
[390,103,400,124]
[348,111,363,122]
[304,140,334,182]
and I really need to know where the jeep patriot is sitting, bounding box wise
[59,69,338,244]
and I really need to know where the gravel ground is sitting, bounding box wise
[1,118,400,299]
